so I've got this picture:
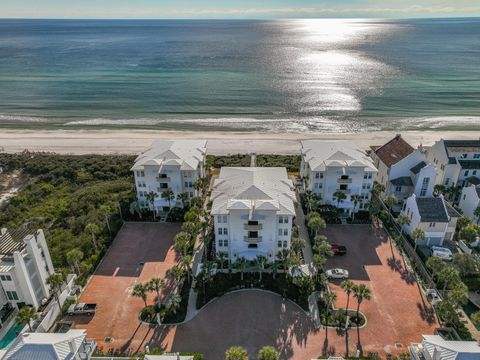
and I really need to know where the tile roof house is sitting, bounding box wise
[409,334,480,360]
[370,135,436,209]
[3,330,96,360]
[400,194,460,246]
[301,140,377,215]
[131,140,207,213]
[426,139,480,188]
[211,167,296,263]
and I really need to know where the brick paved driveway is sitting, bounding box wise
[73,222,180,354]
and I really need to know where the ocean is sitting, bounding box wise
[0,18,479,132]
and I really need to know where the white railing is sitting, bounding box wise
[36,274,77,333]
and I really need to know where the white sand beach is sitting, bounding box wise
[1,129,480,155]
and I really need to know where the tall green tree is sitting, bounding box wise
[47,273,65,312]
[99,204,112,234]
[177,192,190,209]
[254,256,268,281]
[396,214,411,235]
[84,223,100,249]
[16,306,38,332]
[384,196,397,212]
[411,228,426,251]
[307,214,326,236]
[234,257,248,281]
[66,248,84,275]
[438,266,461,293]
[323,291,338,345]
[132,283,148,307]
[146,191,158,220]
[332,190,347,208]
[350,194,362,221]
[161,189,175,209]
[353,284,371,356]
[340,280,355,316]
[147,277,166,304]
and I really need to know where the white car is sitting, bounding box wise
[326,268,349,279]
[430,246,453,261]
[426,289,442,305]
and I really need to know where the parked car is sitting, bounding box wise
[68,303,97,316]
[426,289,442,305]
[430,246,453,261]
[331,244,347,255]
[326,268,349,279]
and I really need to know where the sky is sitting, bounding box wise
[2,0,480,19]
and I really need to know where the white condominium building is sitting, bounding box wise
[0,228,55,314]
[300,140,377,215]
[211,167,296,263]
[131,140,207,212]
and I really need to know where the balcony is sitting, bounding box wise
[243,223,263,231]
[244,236,263,243]
[336,188,351,194]
[337,178,352,184]
[156,177,171,183]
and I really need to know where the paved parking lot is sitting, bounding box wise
[324,224,438,356]
[72,222,181,354]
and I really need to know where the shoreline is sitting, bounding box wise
[1,129,480,155]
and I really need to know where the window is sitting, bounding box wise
[223,228,228,235]
[395,186,402,193]
[320,173,324,179]
[0,275,11,281]
[474,154,480,159]
[283,241,288,248]
[461,153,468,159]
[465,170,469,177]
[218,239,223,247]
[6,291,18,301]
[248,220,258,226]
[364,173,368,179]
[314,183,319,189]
[159,173,168,179]
[283,229,288,236]
[278,229,283,236]
[218,228,223,235]
[440,165,445,171]
[318,183,323,189]
[278,240,282,248]
[248,244,258,249]
[474,170,477,176]
[315,172,319,179]
[420,177,430,197]
[429,222,436,227]
[224,239,228,247]
[445,178,450,186]
[248,231,258,238]
[279,216,288,224]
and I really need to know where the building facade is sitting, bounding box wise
[426,139,480,188]
[400,194,460,246]
[131,140,207,212]
[370,135,436,207]
[211,167,296,263]
[410,335,480,360]
[0,228,55,312]
[458,182,480,223]
[300,140,377,215]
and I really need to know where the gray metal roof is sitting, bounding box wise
[410,161,427,175]
[390,176,414,186]
[466,176,480,186]
[458,160,480,170]
[415,197,449,223]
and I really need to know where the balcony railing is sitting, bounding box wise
[156,177,171,182]
[243,224,263,231]
[337,178,352,184]
[244,236,263,243]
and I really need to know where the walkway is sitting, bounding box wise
[294,193,313,264]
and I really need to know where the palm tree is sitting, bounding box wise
[372,182,386,197]
[312,254,326,281]
[271,260,281,280]
[169,265,186,286]
[225,346,249,360]
[384,195,397,212]
[314,240,333,258]
[47,273,65,312]
[132,283,148,307]
[174,232,192,256]
[411,228,426,252]
[323,291,338,345]
[291,237,306,256]
[396,214,411,235]
[426,256,445,280]
[353,283,372,355]
[177,192,190,209]
[146,191,158,220]
[84,223,100,249]
[333,190,347,208]
[234,257,249,281]
[258,346,279,360]
[216,251,229,270]
[99,204,112,234]
[180,254,193,282]
[167,293,182,314]
[276,249,291,271]
[350,194,362,221]
[16,306,38,332]
[254,256,268,281]
[340,280,355,317]
[147,277,165,303]
[438,266,461,293]
[161,189,175,209]
[129,200,143,219]
[66,248,83,275]
[308,215,326,236]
